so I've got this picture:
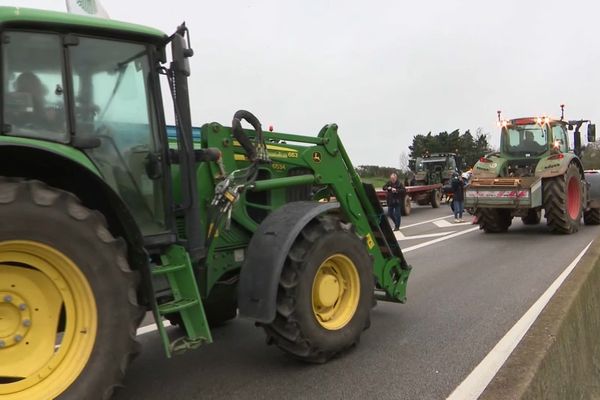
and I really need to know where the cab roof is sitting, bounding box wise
[0,7,167,44]
[509,117,566,126]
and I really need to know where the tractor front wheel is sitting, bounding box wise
[476,208,512,233]
[263,215,373,363]
[521,209,542,225]
[543,164,583,234]
[0,179,143,400]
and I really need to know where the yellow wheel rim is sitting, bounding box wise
[0,241,97,400]
[311,254,360,330]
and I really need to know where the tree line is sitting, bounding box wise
[409,128,493,168]
[356,128,493,179]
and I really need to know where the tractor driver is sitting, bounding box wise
[12,71,62,131]
[519,131,545,153]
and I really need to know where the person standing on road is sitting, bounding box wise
[452,174,465,222]
[383,172,406,231]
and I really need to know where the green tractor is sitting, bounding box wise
[465,108,600,233]
[0,7,411,400]
[413,152,462,186]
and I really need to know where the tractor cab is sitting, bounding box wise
[500,117,568,158]
[1,15,177,238]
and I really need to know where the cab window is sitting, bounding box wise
[551,125,568,153]
[2,31,68,142]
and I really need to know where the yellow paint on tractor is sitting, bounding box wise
[311,254,360,330]
[0,241,97,400]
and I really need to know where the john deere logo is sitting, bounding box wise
[312,151,322,163]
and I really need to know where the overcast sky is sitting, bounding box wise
[3,0,599,166]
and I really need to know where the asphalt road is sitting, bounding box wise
[115,204,600,400]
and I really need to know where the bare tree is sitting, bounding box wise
[398,151,410,172]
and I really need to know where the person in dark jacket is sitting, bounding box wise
[451,174,465,222]
[383,173,406,230]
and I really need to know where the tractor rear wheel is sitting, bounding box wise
[401,195,411,216]
[584,208,600,225]
[521,209,541,225]
[263,215,373,363]
[476,208,512,233]
[0,179,143,400]
[430,189,441,208]
[543,164,583,234]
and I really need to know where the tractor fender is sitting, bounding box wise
[536,153,584,179]
[0,143,148,273]
[238,200,339,323]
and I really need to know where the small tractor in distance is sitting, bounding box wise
[465,107,600,233]
[412,152,463,187]
[0,7,411,400]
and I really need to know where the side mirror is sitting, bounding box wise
[171,32,192,77]
[588,124,596,143]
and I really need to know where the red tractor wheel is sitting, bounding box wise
[543,163,583,234]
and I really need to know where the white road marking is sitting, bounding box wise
[434,219,473,228]
[395,231,455,240]
[400,215,454,229]
[137,320,171,336]
[446,240,593,400]
[403,227,480,253]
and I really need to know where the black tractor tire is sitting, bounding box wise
[543,163,583,234]
[430,189,441,208]
[0,179,143,400]
[584,208,600,225]
[401,195,412,216]
[476,208,512,233]
[263,215,373,363]
[521,209,541,225]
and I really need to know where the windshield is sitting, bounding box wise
[503,124,548,155]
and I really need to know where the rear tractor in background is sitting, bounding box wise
[465,107,600,233]
[376,153,465,215]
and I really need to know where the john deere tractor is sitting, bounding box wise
[465,109,600,233]
[0,7,411,400]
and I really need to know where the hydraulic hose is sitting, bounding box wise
[232,110,263,162]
